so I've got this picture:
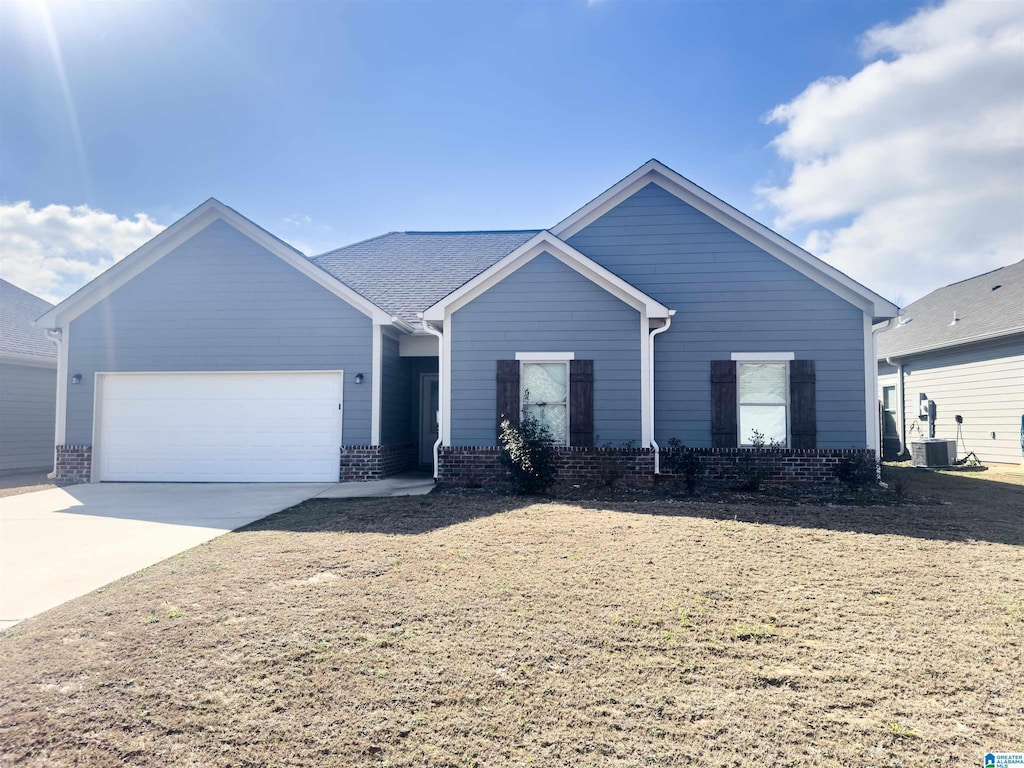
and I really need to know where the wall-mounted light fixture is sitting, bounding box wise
[71,374,83,385]
[354,373,364,384]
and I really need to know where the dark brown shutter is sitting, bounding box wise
[569,359,594,447]
[789,359,817,449]
[710,360,737,448]
[496,360,520,437]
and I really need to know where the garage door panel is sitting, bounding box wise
[97,372,343,482]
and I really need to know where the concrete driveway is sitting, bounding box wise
[0,482,333,629]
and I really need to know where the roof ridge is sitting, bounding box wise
[400,229,541,235]
[0,277,54,308]
[931,258,1023,292]
[312,231,400,260]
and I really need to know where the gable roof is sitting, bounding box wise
[36,198,401,330]
[877,259,1024,359]
[553,159,899,321]
[422,231,672,322]
[313,230,538,326]
[0,279,56,362]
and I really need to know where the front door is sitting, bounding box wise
[419,374,439,466]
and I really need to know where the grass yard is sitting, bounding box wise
[1,466,1021,767]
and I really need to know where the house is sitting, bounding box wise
[877,260,1023,465]
[0,279,58,474]
[35,160,898,485]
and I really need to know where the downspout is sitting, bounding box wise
[420,318,444,480]
[649,311,675,474]
[45,328,63,479]
[872,319,895,482]
[885,355,905,457]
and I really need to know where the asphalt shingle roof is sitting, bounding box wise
[0,279,56,360]
[312,230,540,326]
[877,259,1024,359]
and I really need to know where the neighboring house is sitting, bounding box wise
[36,160,898,485]
[0,279,58,474]
[877,260,1023,465]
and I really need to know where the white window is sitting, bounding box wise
[520,360,569,446]
[737,361,789,447]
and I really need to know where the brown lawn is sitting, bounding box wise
[1,466,1022,767]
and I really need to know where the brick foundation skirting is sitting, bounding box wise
[437,446,876,487]
[339,444,417,482]
[55,444,92,484]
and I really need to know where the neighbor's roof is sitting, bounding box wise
[877,259,1024,359]
[312,230,540,326]
[0,278,57,359]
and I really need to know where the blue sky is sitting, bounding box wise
[2,0,1021,303]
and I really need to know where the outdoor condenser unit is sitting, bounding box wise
[910,439,957,468]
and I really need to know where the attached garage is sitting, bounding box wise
[93,371,344,482]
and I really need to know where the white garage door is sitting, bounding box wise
[96,371,344,482]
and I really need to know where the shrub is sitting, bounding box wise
[498,414,558,494]
[662,438,701,495]
[736,430,783,491]
[835,452,877,489]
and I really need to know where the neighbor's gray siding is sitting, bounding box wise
[898,336,1023,464]
[380,331,412,444]
[450,252,641,446]
[568,182,868,448]
[65,219,372,445]
[0,362,57,472]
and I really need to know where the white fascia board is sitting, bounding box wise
[34,198,397,329]
[552,161,899,320]
[422,231,671,322]
[0,352,58,368]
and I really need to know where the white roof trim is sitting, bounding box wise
[422,231,671,322]
[35,198,396,329]
[0,351,58,368]
[552,160,899,321]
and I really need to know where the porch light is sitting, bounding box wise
[354,373,364,384]
[71,374,82,385]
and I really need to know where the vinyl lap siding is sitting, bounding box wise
[900,337,1023,464]
[65,220,372,445]
[0,363,57,472]
[380,331,411,444]
[450,252,641,446]
[568,182,867,448]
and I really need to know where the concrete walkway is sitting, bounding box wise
[0,475,434,629]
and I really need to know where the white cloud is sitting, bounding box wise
[0,201,164,303]
[760,0,1024,305]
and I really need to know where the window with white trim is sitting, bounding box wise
[520,361,569,446]
[737,361,789,447]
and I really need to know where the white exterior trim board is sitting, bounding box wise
[35,199,397,329]
[551,161,897,320]
[514,352,575,361]
[0,352,58,369]
[423,232,670,322]
[731,352,795,362]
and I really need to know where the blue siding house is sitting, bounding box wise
[36,160,898,485]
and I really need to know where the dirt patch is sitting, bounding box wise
[1,467,1021,766]
[0,472,58,498]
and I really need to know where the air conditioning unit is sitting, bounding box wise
[910,439,957,468]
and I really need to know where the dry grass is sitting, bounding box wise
[1,466,1021,767]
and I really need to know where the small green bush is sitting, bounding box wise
[498,414,558,494]
[836,452,877,489]
[663,438,702,495]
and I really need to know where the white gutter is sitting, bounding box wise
[871,319,896,481]
[648,311,675,474]
[885,355,906,456]
[45,328,63,479]
[419,316,444,480]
